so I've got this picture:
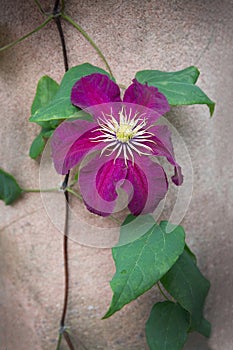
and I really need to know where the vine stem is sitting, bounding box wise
[60,173,70,330]
[55,333,62,350]
[53,0,60,12]
[61,13,114,79]
[53,0,75,347]
[157,282,170,301]
[0,17,53,52]
[33,0,46,14]
[61,0,65,11]
[66,187,82,200]
[23,187,59,193]
[54,16,69,71]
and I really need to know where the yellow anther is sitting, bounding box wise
[116,124,134,142]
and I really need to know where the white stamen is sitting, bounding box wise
[131,140,154,152]
[100,141,118,156]
[114,144,123,162]
[91,106,155,165]
[122,144,128,166]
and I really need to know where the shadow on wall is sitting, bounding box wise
[184,332,212,350]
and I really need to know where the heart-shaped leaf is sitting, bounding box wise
[0,168,22,205]
[31,75,59,116]
[135,66,215,116]
[103,217,185,318]
[146,301,190,350]
[29,63,111,123]
[161,244,210,331]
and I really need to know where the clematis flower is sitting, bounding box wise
[51,73,183,216]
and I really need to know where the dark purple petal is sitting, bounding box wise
[123,79,170,120]
[124,156,168,215]
[79,156,128,216]
[51,119,102,175]
[71,73,121,110]
[149,124,184,185]
[78,152,168,216]
[171,165,183,186]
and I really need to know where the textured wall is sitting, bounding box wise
[1,0,233,349]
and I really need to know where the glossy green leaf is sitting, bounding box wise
[29,75,61,158]
[0,168,22,205]
[29,63,110,123]
[31,75,59,115]
[103,218,185,318]
[146,301,189,350]
[29,133,46,159]
[161,247,210,330]
[135,66,215,116]
[137,66,200,85]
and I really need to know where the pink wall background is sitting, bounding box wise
[1,1,232,349]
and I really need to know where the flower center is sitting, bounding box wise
[116,123,134,142]
[91,106,155,165]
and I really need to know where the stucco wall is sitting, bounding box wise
[1,0,232,349]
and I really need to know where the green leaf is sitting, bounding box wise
[41,129,54,138]
[117,214,155,246]
[29,133,46,159]
[137,66,200,85]
[0,168,22,205]
[31,75,59,115]
[184,244,197,264]
[161,248,210,331]
[146,301,189,350]
[103,218,185,318]
[29,75,61,158]
[135,66,215,116]
[29,63,111,123]
[191,317,211,338]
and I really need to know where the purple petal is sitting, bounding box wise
[123,79,170,120]
[79,156,128,216]
[79,153,168,216]
[51,119,102,175]
[149,125,184,185]
[71,73,121,110]
[124,156,168,215]
[172,165,183,186]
